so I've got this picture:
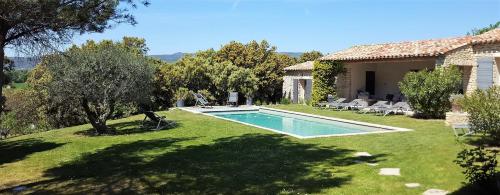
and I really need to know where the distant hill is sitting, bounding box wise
[7,52,304,69]
[150,52,304,63]
[279,52,303,58]
[149,52,187,63]
[6,57,39,70]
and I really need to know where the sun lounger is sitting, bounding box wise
[143,111,173,130]
[360,101,390,114]
[227,92,238,107]
[191,92,213,108]
[325,98,347,109]
[452,123,473,137]
[380,102,412,116]
[340,99,369,110]
[316,94,336,108]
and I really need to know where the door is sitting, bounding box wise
[477,57,494,90]
[366,71,375,95]
[292,79,299,103]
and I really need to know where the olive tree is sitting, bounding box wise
[0,0,148,115]
[46,43,154,134]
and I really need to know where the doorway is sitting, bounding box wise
[366,71,375,95]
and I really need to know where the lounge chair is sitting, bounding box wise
[143,111,172,130]
[380,102,412,116]
[452,123,473,137]
[360,101,390,114]
[324,98,348,109]
[316,94,335,108]
[227,92,238,107]
[343,99,369,110]
[191,92,213,108]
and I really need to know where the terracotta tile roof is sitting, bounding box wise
[321,28,500,61]
[284,61,314,71]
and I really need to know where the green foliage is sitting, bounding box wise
[46,40,154,134]
[454,147,498,185]
[228,68,258,98]
[399,66,462,119]
[461,86,500,142]
[311,60,345,106]
[468,21,500,35]
[299,51,323,63]
[1,89,50,136]
[155,40,293,106]
[6,69,29,83]
[280,98,291,105]
[174,87,191,100]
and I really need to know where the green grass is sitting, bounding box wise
[0,105,495,194]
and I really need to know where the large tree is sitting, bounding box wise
[299,51,323,63]
[46,41,154,134]
[0,0,148,115]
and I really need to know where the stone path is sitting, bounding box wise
[353,152,372,157]
[379,168,400,176]
[354,151,448,194]
[405,183,420,188]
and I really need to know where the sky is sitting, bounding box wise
[6,0,500,56]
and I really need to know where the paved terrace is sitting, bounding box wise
[178,105,260,113]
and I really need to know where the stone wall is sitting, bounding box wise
[442,45,475,66]
[441,42,500,94]
[282,70,312,102]
[445,112,469,126]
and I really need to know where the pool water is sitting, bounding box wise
[209,109,390,138]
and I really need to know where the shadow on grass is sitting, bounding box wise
[0,138,64,166]
[450,176,500,195]
[3,134,386,194]
[75,119,180,136]
[461,135,500,147]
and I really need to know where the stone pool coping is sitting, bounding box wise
[178,106,412,139]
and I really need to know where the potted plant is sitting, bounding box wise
[449,94,464,112]
[174,87,190,107]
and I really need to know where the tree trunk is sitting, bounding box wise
[81,99,111,135]
[0,37,5,115]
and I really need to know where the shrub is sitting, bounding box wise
[399,66,462,119]
[280,98,291,105]
[311,60,345,106]
[454,147,498,185]
[461,86,500,142]
[1,89,50,135]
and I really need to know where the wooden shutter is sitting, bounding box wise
[477,57,494,90]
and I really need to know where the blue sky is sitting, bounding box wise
[6,0,500,56]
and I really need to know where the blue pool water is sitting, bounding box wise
[209,109,388,138]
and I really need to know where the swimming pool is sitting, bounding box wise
[206,108,411,138]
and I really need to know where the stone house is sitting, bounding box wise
[283,29,500,103]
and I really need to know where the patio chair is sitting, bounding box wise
[341,99,369,110]
[227,92,238,107]
[360,101,390,114]
[143,111,173,130]
[316,94,335,108]
[191,92,213,108]
[451,123,473,137]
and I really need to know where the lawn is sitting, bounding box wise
[0,104,492,194]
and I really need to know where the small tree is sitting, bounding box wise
[47,42,154,134]
[399,66,462,119]
[461,86,500,143]
[311,60,345,105]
